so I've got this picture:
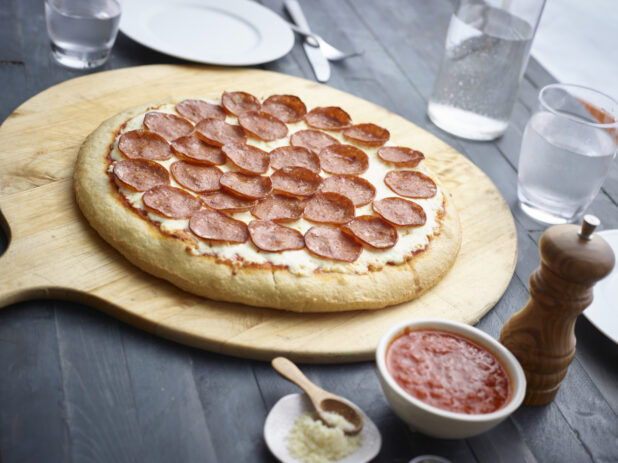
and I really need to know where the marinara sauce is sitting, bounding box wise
[386,328,511,414]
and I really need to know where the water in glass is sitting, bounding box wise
[428,4,534,140]
[517,112,616,223]
[45,0,121,69]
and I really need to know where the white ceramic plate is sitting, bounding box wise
[264,393,381,463]
[119,0,294,65]
[583,229,618,344]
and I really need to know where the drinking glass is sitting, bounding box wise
[517,84,618,224]
[45,0,122,70]
[427,0,546,140]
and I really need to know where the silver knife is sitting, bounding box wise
[284,0,331,83]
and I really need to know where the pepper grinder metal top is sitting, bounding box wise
[499,215,615,406]
[579,214,600,240]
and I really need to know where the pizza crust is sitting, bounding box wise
[74,98,462,312]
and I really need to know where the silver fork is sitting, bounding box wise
[286,22,364,61]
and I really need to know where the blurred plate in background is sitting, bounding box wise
[120,0,294,65]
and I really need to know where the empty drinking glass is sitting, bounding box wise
[427,0,546,140]
[517,84,618,224]
[45,0,121,69]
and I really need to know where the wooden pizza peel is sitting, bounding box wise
[0,65,517,363]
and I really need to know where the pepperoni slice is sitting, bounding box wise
[384,170,437,198]
[262,95,307,123]
[220,172,272,200]
[303,192,355,224]
[318,144,369,175]
[271,166,322,197]
[342,216,398,250]
[319,175,376,207]
[221,91,261,116]
[304,226,362,262]
[171,133,226,165]
[304,106,352,131]
[251,195,306,222]
[176,99,226,122]
[248,220,304,252]
[199,191,257,213]
[372,197,426,227]
[195,119,247,147]
[143,112,193,142]
[170,161,222,193]
[377,146,425,167]
[290,130,339,155]
[113,159,170,192]
[238,111,288,141]
[142,185,202,219]
[118,130,173,161]
[189,209,248,243]
[222,142,270,175]
[343,123,390,147]
[270,146,320,173]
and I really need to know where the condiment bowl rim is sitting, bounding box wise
[376,318,526,423]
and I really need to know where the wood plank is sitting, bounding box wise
[191,354,270,461]
[468,420,538,463]
[525,58,558,90]
[574,318,618,414]
[119,329,218,462]
[0,301,70,462]
[0,0,22,63]
[0,65,27,124]
[600,158,618,206]
[54,302,146,462]
[552,359,618,462]
[513,403,595,462]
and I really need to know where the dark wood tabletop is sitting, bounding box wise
[1,0,617,462]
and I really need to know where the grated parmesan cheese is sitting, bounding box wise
[286,412,362,463]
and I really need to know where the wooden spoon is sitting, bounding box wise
[271,356,363,435]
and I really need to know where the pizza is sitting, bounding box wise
[74,91,461,312]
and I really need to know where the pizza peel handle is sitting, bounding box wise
[0,214,41,307]
[0,212,69,308]
[0,178,105,309]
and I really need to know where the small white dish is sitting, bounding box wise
[264,393,381,463]
[120,0,294,65]
[376,319,526,439]
[584,229,618,344]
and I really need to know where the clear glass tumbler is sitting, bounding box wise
[428,0,546,140]
[517,84,618,224]
[45,0,122,70]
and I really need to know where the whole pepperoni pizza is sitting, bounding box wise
[74,92,461,312]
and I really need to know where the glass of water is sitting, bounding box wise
[518,84,618,224]
[427,0,546,140]
[45,0,122,70]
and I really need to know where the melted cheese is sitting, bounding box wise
[109,101,444,275]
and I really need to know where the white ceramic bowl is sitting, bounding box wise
[376,319,526,439]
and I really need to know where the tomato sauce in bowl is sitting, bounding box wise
[385,328,511,415]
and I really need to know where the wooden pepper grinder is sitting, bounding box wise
[500,215,615,406]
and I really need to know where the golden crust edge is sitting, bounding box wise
[74,99,462,313]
